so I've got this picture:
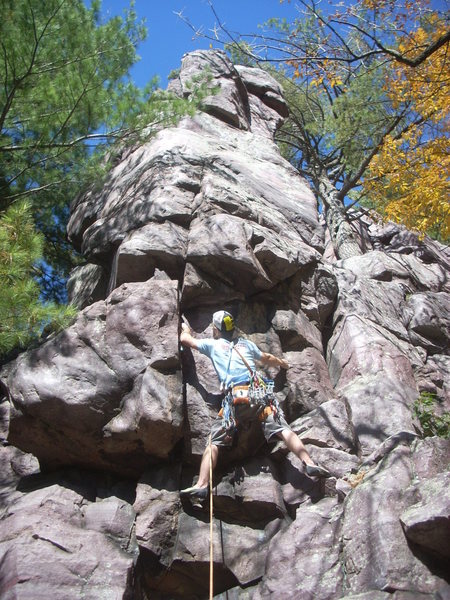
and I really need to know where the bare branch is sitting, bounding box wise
[3,179,67,202]
[0,130,123,153]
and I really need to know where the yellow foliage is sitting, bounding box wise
[365,130,450,239]
[361,0,426,12]
[311,75,324,87]
[330,76,343,88]
[346,470,367,488]
[361,0,382,9]
[364,14,449,240]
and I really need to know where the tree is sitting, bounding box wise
[362,14,449,240]
[0,201,76,361]
[182,0,449,254]
[0,0,145,303]
[0,0,147,198]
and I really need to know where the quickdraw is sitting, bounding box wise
[221,392,236,433]
[248,373,282,419]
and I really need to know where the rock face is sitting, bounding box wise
[1,50,449,599]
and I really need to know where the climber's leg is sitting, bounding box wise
[197,442,219,488]
[279,428,315,465]
[180,443,219,498]
[280,428,331,477]
[262,413,331,478]
[180,416,234,497]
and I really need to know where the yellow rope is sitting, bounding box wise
[209,435,214,600]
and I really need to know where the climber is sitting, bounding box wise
[179,310,331,501]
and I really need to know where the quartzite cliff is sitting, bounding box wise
[1,50,449,599]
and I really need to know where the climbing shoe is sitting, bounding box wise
[305,464,332,478]
[180,485,209,500]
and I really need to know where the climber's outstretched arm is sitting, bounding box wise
[259,352,289,370]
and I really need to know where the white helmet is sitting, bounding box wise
[212,310,235,332]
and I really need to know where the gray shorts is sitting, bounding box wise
[210,403,291,448]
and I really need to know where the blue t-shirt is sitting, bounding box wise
[196,337,262,389]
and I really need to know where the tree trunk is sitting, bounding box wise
[319,172,363,260]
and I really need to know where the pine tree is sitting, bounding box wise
[0,201,76,360]
[0,0,209,357]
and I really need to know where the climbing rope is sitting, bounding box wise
[209,434,214,600]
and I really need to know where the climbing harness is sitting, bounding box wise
[219,341,283,433]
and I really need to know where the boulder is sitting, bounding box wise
[284,348,336,419]
[337,249,449,292]
[275,451,325,510]
[113,221,188,287]
[4,278,182,476]
[0,444,39,515]
[235,65,288,123]
[400,472,450,561]
[0,483,137,600]
[272,309,323,352]
[405,292,450,353]
[411,436,450,480]
[67,262,108,309]
[173,50,251,130]
[413,354,450,400]
[332,267,410,341]
[290,398,356,453]
[213,456,287,525]
[134,465,182,565]
[254,498,345,599]
[341,443,449,596]
[327,314,418,455]
[302,263,339,327]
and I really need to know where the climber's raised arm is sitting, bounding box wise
[180,322,199,350]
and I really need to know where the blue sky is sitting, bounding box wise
[92,0,449,89]
[92,1,303,87]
